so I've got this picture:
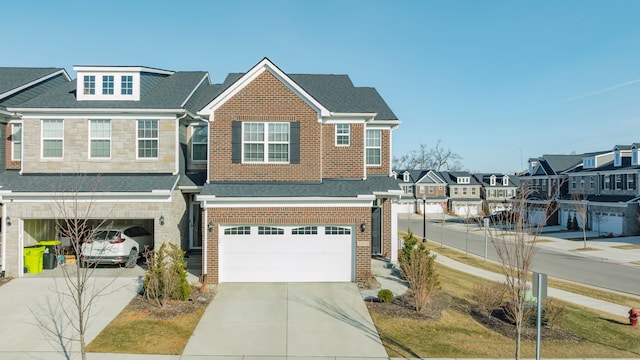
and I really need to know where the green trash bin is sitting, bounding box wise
[38,240,62,270]
[23,245,45,274]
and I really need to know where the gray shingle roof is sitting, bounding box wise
[0,171,178,192]
[439,171,481,186]
[203,72,398,121]
[200,176,400,197]
[0,67,64,95]
[12,71,208,110]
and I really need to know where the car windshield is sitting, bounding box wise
[91,230,120,241]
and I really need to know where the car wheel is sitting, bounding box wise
[125,249,138,268]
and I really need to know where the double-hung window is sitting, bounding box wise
[121,75,133,95]
[365,129,381,166]
[192,125,207,161]
[11,123,22,161]
[90,119,111,158]
[42,119,63,158]
[243,122,289,163]
[137,120,158,158]
[83,76,95,95]
[336,124,350,146]
[102,76,114,95]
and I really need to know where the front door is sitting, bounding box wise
[190,202,202,249]
[371,207,381,255]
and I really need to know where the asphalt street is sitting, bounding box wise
[399,215,640,297]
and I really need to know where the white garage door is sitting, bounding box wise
[527,209,545,226]
[219,225,354,283]
[424,203,443,214]
[596,213,623,236]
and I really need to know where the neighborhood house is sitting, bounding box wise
[0,59,402,283]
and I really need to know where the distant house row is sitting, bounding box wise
[391,169,519,217]
[394,143,640,237]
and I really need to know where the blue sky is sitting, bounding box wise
[3,0,640,173]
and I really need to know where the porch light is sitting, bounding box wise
[208,221,214,232]
[5,217,10,226]
[360,221,366,232]
[159,215,165,226]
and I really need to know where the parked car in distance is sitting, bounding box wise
[81,225,153,268]
[484,210,517,224]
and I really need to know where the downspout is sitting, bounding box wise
[1,201,6,276]
[202,206,208,277]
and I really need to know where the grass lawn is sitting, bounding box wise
[419,237,640,309]
[372,262,640,358]
[87,294,210,355]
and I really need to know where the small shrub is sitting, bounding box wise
[143,243,191,307]
[572,214,580,231]
[377,289,394,303]
[543,297,566,329]
[399,237,439,312]
[472,281,507,316]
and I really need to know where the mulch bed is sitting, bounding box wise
[127,285,215,319]
[368,290,582,342]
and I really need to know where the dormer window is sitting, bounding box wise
[102,76,114,95]
[632,146,639,166]
[74,66,172,101]
[583,157,595,169]
[457,176,470,184]
[121,75,133,95]
[502,175,509,186]
[490,175,496,186]
[403,172,410,182]
[83,76,95,95]
[614,150,621,167]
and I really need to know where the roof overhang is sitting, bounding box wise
[0,190,173,203]
[72,66,174,75]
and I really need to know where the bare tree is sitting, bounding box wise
[486,181,559,360]
[570,192,589,249]
[34,175,118,360]
[393,140,463,171]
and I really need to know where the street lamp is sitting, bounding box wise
[422,196,427,242]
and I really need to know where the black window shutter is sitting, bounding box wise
[231,121,241,163]
[290,122,300,164]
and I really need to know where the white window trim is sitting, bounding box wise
[102,75,114,95]
[89,119,111,159]
[11,122,22,161]
[83,75,95,95]
[335,124,350,146]
[490,175,496,186]
[242,122,290,163]
[41,119,64,159]
[191,125,208,162]
[365,129,382,166]
[136,119,159,160]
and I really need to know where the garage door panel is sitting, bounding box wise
[219,227,353,283]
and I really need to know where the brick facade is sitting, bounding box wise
[322,123,364,179]
[203,206,371,284]
[210,71,322,182]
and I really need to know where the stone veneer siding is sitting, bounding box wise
[203,206,372,284]
[2,190,187,277]
[21,117,176,173]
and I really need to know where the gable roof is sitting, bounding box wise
[197,58,398,121]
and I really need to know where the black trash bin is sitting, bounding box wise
[38,240,62,270]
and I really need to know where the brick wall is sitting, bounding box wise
[203,206,371,284]
[322,123,364,178]
[210,71,322,182]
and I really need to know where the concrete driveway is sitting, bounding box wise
[183,282,388,358]
[0,274,140,358]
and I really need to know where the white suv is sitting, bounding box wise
[81,225,153,268]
